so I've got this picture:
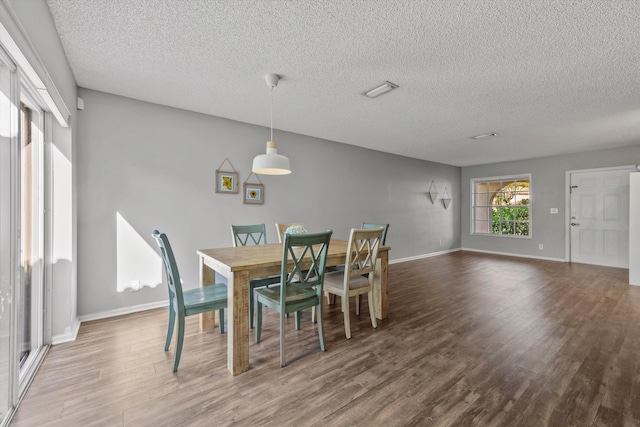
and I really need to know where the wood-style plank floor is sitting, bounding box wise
[11,251,640,426]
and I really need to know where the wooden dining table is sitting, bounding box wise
[197,239,390,375]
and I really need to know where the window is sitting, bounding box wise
[471,174,531,238]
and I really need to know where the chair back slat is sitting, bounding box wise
[280,231,332,308]
[231,224,268,247]
[345,228,383,285]
[152,230,185,315]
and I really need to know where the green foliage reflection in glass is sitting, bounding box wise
[491,181,529,236]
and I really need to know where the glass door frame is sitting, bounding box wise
[0,43,20,427]
[16,86,47,392]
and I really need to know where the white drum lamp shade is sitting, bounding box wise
[252,141,291,175]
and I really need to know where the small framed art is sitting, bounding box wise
[216,170,238,193]
[243,183,264,204]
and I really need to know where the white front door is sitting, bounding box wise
[570,168,631,268]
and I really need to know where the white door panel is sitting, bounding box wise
[570,169,630,268]
[578,229,595,254]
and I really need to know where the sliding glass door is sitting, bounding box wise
[0,45,48,426]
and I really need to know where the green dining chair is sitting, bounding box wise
[152,230,227,372]
[362,222,389,245]
[231,224,282,329]
[255,230,333,367]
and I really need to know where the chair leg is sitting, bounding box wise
[317,303,325,352]
[368,291,377,329]
[280,311,286,367]
[249,284,255,329]
[295,311,302,330]
[312,305,317,323]
[165,306,175,351]
[355,294,360,315]
[219,309,225,334]
[343,295,351,339]
[173,316,185,372]
[256,300,262,343]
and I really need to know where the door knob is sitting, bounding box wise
[571,222,580,226]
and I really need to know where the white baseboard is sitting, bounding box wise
[461,247,565,263]
[389,247,565,265]
[51,300,169,345]
[79,300,169,323]
[51,317,81,345]
[389,247,461,264]
[52,248,562,345]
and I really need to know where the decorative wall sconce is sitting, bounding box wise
[428,180,438,204]
[427,180,452,209]
[442,187,452,209]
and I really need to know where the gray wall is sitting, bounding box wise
[76,88,461,318]
[461,146,640,260]
[7,0,640,335]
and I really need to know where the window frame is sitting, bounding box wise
[470,173,532,239]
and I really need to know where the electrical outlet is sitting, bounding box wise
[538,244,543,250]
[439,239,442,246]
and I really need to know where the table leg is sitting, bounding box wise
[228,270,250,375]
[373,250,389,320]
[199,256,217,331]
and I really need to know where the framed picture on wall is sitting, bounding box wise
[216,170,239,194]
[243,183,264,204]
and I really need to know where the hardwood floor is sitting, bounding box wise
[11,251,640,426]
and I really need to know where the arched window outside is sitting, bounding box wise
[471,175,531,237]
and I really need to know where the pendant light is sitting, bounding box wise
[252,73,292,175]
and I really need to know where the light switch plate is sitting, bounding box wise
[550,208,558,214]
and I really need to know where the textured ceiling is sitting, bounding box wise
[45,0,640,167]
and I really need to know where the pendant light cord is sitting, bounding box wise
[270,86,274,142]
